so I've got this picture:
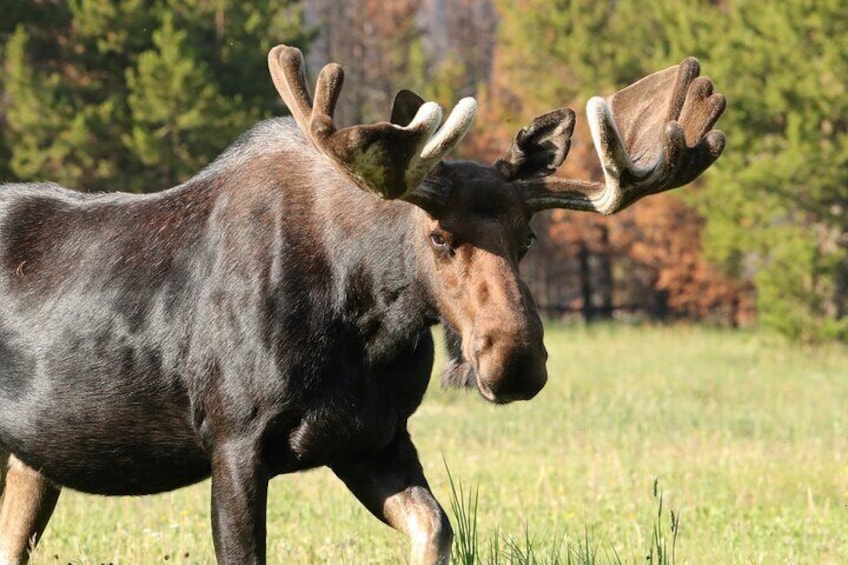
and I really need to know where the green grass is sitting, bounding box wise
[26,324,848,564]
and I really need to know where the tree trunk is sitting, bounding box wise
[833,244,848,328]
[578,242,593,322]
[597,225,614,320]
[653,288,670,322]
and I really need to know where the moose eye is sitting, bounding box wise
[429,232,450,251]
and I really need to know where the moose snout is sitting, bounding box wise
[472,330,548,404]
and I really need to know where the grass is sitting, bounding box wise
[447,469,678,564]
[25,323,848,564]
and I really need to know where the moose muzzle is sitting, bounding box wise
[470,306,548,404]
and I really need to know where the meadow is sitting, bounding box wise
[28,324,848,564]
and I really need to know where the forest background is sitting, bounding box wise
[2,0,846,342]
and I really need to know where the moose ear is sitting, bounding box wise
[391,89,428,126]
[494,108,575,180]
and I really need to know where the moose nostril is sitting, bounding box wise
[472,335,493,357]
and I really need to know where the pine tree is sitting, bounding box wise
[124,12,250,188]
[1,1,308,192]
[681,0,848,340]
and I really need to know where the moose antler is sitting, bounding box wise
[268,45,477,206]
[513,58,726,214]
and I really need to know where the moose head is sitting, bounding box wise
[268,45,725,405]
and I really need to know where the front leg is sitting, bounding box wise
[210,440,268,565]
[331,431,452,565]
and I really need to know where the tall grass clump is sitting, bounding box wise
[447,466,681,565]
[646,478,679,565]
[446,461,480,565]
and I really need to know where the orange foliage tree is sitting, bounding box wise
[465,30,752,324]
[302,0,753,325]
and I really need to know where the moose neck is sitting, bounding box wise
[193,121,443,363]
[310,181,442,356]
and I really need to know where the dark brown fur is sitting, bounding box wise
[0,120,545,564]
[0,47,726,564]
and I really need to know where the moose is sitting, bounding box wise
[0,44,725,564]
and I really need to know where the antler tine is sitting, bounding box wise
[312,62,344,127]
[421,98,478,161]
[405,97,478,193]
[268,44,477,207]
[267,45,316,138]
[518,58,726,215]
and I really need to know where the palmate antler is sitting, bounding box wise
[267,45,477,207]
[511,58,726,214]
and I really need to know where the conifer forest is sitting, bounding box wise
[2,0,846,339]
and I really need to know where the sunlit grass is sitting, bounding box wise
[26,323,848,564]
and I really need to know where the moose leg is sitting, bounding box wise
[0,455,61,565]
[209,441,268,565]
[331,432,452,565]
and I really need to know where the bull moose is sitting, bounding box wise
[0,45,725,564]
